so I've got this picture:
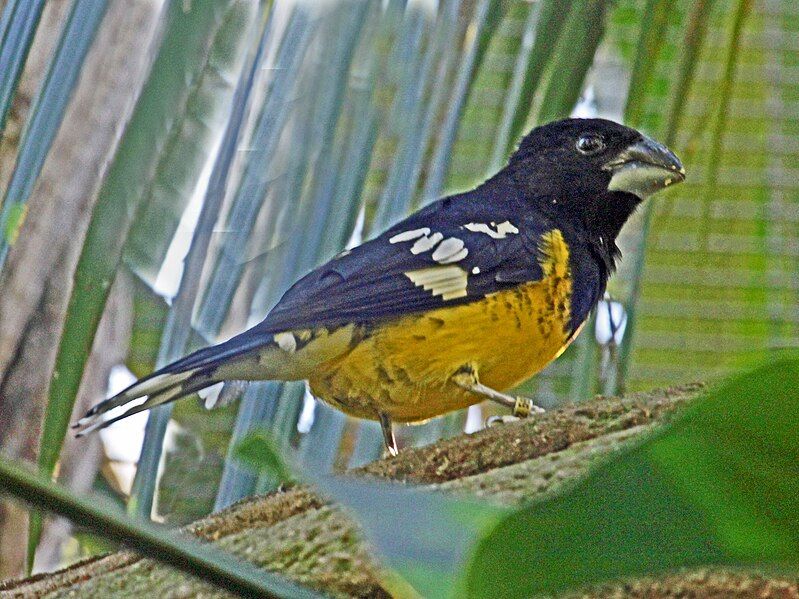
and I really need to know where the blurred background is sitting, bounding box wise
[0,0,795,579]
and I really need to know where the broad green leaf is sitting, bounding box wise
[233,429,294,486]
[32,0,255,567]
[315,356,799,598]
[0,455,323,598]
[313,475,507,599]
[462,355,799,597]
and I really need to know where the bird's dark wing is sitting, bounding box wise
[253,197,552,333]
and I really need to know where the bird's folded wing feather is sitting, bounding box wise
[253,202,550,334]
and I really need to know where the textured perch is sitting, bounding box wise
[3,383,797,598]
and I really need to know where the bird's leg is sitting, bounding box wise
[462,381,545,419]
[451,365,545,419]
[378,411,398,457]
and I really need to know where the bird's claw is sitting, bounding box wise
[381,446,399,459]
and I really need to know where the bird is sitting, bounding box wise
[76,118,684,455]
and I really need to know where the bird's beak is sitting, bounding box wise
[603,135,685,198]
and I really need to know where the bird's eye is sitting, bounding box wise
[576,134,605,155]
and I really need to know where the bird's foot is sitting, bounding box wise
[452,365,544,426]
[381,445,399,459]
[484,396,544,428]
[378,411,398,458]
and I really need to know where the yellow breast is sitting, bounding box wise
[307,229,576,423]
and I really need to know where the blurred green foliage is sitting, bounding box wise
[232,429,295,488]
[464,353,799,597]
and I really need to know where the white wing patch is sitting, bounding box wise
[411,231,443,254]
[390,227,469,264]
[274,332,297,353]
[389,228,430,243]
[431,237,468,263]
[463,220,519,239]
[405,266,468,301]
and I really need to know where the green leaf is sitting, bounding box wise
[623,0,672,127]
[313,475,507,599]
[662,0,717,147]
[315,356,799,598]
[616,0,722,394]
[205,7,319,509]
[126,268,170,378]
[0,455,324,598]
[2,201,26,244]
[422,0,508,202]
[215,3,373,507]
[696,0,752,251]
[503,0,572,154]
[534,0,611,124]
[125,267,212,379]
[31,0,255,567]
[462,354,799,597]
[124,0,256,285]
[233,429,295,486]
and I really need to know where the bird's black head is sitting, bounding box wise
[506,118,684,242]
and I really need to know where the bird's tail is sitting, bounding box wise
[74,334,267,436]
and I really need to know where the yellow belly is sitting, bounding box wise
[307,230,576,422]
